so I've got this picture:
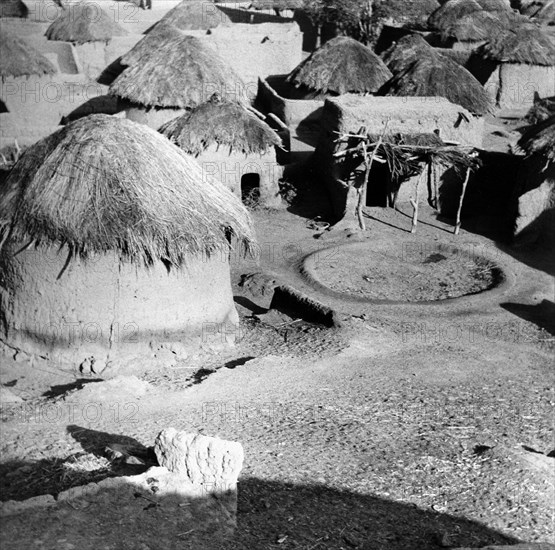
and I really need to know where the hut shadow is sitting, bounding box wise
[60,96,123,124]
[501,300,555,336]
[66,425,149,458]
[234,295,268,315]
[0,456,521,549]
[43,378,103,399]
[97,56,126,86]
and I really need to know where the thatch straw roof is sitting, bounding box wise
[372,0,440,28]
[0,114,255,266]
[251,0,303,8]
[0,0,28,18]
[120,23,184,67]
[428,0,510,30]
[381,34,432,73]
[153,0,232,32]
[380,45,494,116]
[110,35,245,109]
[477,23,555,65]
[0,31,56,78]
[518,115,555,161]
[46,3,127,44]
[440,9,514,41]
[159,95,281,156]
[287,36,393,95]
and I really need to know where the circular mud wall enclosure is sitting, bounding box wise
[302,238,508,305]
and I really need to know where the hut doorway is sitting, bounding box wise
[241,173,261,204]
[366,164,389,207]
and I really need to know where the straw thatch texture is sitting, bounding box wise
[252,0,303,8]
[372,0,440,28]
[381,34,432,73]
[110,35,246,109]
[287,36,393,95]
[159,95,281,156]
[518,115,555,161]
[153,0,232,31]
[380,47,494,115]
[46,3,127,44]
[478,24,555,65]
[440,9,514,41]
[0,114,255,266]
[120,23,184,67]
[428,0,510,30]
[0,31,56,78]
[0,0,28,18]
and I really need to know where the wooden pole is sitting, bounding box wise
[454,167,471,235]
[410,172,422,233]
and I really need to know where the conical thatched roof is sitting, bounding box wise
[0,0,28,18]
[477,23,555,65]
[159,95,282,156]
[440,9,515,41]
[46,3,127,44]
[518,115,555,161]
[380,45,494,116]
[120,23,184,67]
[110,35,246,109]
[0,31,56,78]
[381,34,432,73]
[152,0,232,32]
[287,36,393,95]
[428,0,510,30]
[0,114,255,266]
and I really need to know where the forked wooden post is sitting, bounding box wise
[454,167,472,235]
[410,172,422,233]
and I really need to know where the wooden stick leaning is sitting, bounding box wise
[454,167,472,235]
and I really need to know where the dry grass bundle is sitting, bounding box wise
[518,115,555,161]
[159,94,281,156]
[287,36,393,95]
[0,31,56,78]
[381,34,432,73]
[46,2,127,44]
[477,23,555,65]
[428,0,509,30]
[0,114,255,266]
[154,0,232,31]
[110,35,246,109]
[0,0,28,18]
[380,48,494,116]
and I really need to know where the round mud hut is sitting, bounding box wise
[110,33,246,128]
[0,114,255,372]
[152,0,232,32]
[513,115,555,243]
[473,23,555,110]
[380,35,494,116]
[45,2,127,79]
[286,36,393,99]
[160,95,283,208]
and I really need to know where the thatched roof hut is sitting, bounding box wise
[0,114,254,263]
[518,115,555,161]
[287,36,393,96]
[380,42,494,116]
[0,114,255,366]
[439,9,515,42]
[477,24,555,66]
[0,31,56,78]
[110,35,245,110]
[0,0,28,18]
[45,3,127,44]
[152,0,232,32]
[381,34,432,73]
[159,95,281,156]
[428,0,509,30]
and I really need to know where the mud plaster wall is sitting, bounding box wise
[485,64,555,111]
[194,144,283,207]
[314,95,484,220]
[185,23,303,100]
[0,243,239,369]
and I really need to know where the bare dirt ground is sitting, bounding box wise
[0,201,553,550]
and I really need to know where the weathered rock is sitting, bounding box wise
[154,429,244,492]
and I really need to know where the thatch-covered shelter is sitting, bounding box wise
[45,3,127,45]
[0,31,56,79]
[160,95,283,207]
[472,24,555,109]
[110,34,246,128]
[520,0,555,24]
[152,0,232,32]
[286,36,393,98]
[0,0,28,18]
[380,36,494,116]
[0,114,255,371]
[371,0,440,33]
[512,115,555,243]
[428,0,510,30]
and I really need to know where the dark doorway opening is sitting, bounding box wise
[366,164,390,207]
[241,173,261,204]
